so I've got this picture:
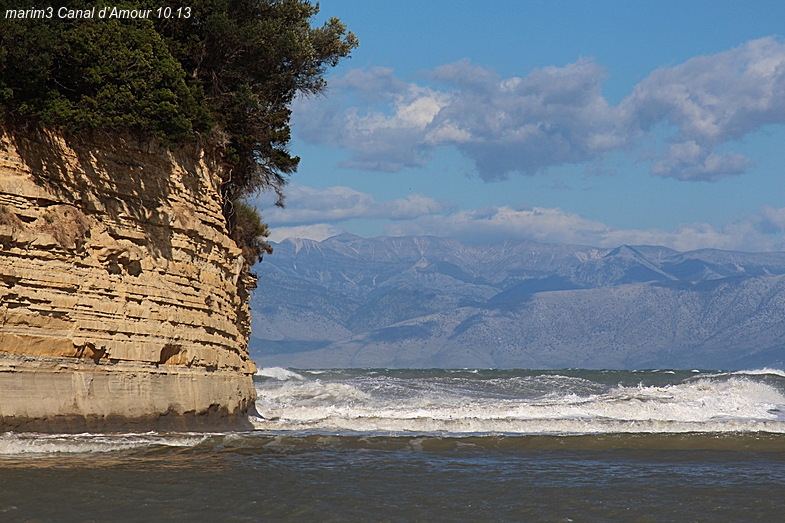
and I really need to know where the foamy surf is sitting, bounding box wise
[252,368,785,435]
[255,366,306,381]
[0,432,210,456]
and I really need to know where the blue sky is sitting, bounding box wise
[255,0,785,252]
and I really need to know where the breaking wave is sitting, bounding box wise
[252,368,785,435]
[0,432,209,456]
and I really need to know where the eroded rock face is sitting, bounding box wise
[0,128,257,431]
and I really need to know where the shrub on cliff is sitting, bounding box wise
[0,0,357,268]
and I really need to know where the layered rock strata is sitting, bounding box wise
[0,128,257,431]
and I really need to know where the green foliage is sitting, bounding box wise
[59,18,206,142]
[0,1,206,143]
[153,0,358,205]
[231,200,274,268]
[0,0,356,270]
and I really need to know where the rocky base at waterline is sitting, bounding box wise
[0,355,255,432]
[0,128,257,431]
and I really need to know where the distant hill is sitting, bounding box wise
[249,234,785,369]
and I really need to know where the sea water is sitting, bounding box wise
[1,368,785,521]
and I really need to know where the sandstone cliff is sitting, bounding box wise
[0,128,257,431]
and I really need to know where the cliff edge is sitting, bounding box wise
[0,128,257,432]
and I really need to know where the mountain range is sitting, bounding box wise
[249,234,785,369]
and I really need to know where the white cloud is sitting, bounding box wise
[429,57,621,180]
[760,206,785,232]
[261,186,785,252]
[383,193,449,220]
[293,67,450,172]
[259,184,447,226]
[622,37,785,180]
[294,37,785,182]
[384,205,611,244]
[649,143,754,181]
[384,205,785,252]
[263,185,377,223]
[267,224,344,243]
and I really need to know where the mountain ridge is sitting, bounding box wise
[250,235,785,369]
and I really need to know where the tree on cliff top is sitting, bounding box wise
[0,0,357,269]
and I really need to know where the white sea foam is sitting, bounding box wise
[0,432,208,456]
[734,368,785,378]
[695,368,785,380]
[252,372,785,435]
[255,367,306,381]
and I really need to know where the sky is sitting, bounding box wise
[254,0,785,252]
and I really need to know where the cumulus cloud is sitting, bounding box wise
[384,205,613,245]
[259,184,448,225]
[267,224,343,243]
[429,58,622,180]
[294,67,451,172]
[384,205,785,252]
[760,205,785,233]
[623,37,785,180]
[261,186,785,252]
[649,144,754,181]
[293,37,785,182]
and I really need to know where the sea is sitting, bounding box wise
[2,368,785,521]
